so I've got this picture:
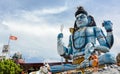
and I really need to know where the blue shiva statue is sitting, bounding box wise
[50,6,116,72]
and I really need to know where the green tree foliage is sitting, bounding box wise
[0,59,22,74]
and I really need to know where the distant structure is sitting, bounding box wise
[12,52,25,64]
[0,35,17,60]
[1,45,9,59]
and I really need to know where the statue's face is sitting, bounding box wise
[76,13,88,27]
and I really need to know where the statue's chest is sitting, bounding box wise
[73,27,94,49]
[74,29,85,38]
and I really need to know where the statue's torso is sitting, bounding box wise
[73,27,96,50]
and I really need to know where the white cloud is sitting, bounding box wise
[20,5,68,18]
[35,6,68,15]
[3,22,58,36]
[1,8,70,62]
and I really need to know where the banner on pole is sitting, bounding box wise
[10,36,17,40]
[2,45,9,53]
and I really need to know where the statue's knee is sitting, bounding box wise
[105,53,116,62]
[99,53,116,64]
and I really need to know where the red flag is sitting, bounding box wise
[10,36,17,40]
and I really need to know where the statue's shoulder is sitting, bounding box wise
[94,26,102,32]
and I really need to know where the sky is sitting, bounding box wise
[0,0,120,63]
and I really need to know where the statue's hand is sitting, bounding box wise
[57,33,63,39]
[102,20,113,32]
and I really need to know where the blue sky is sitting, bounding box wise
[0,0,120,63]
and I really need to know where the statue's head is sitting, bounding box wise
[75,6,88,28]
[74,6,96,30]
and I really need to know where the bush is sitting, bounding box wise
[0,59,22,74]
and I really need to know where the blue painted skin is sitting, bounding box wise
[58,13,115,61]
[50,9,116,72]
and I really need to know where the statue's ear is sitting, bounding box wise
[69,28,74,34]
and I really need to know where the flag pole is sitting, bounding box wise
[7,34,11,58]
[8,34,11,45]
